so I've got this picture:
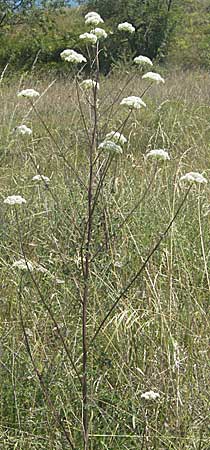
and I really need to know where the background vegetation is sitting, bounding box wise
[0,0,210,75]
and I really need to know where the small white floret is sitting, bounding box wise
[120,96,146,110]
[98,140,123,155]
[118,22,135,33]
[142,72,165,83]
[13,125,32,136]
[60,49,87,64]
[79,32,98,45]
[17,89,40,99]
[146,149,170,161]
[179,172,207,184]
[134,55,153,66]
[12,259,33,271]
[32,175,50,183]
[141,390,160,401]
[4,195,26,205]
[105,131,127,146]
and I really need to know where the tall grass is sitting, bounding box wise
[0,67,209,449]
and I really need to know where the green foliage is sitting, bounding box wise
[0,6,84,75]
[85,0,180,72]
[167,0,210,68]
[0,1,210,76]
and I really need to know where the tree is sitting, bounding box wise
[0,0,71,73]
[0,1,67,29]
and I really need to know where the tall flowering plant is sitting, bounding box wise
[6,10,207,450]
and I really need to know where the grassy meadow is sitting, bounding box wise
[0,68,210,449]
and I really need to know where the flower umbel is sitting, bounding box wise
[98,140,123,155]
[81,79,99,90]
[4,195,26,205]
[60,49,87,64]
[13,125,32,136]
[91,27,107,39]
[120,96,146,110]
[146,149,170,161]
[118,22,135,33]
[17,89,40,99]
[32,175,50,183]
[142,72,165,83]
[79,32,98,45]
[85,12,104,26]
[12,259,34,271]
[141,390,160,401]
[180,172,207,184]
[134,55,153,66]
[105,131,127,146]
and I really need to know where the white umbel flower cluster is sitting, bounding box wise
[81,79,99,90]
[12,259,34,271]
[32,175,50,183]
[146,149,170,161]
[91,27,107,40]
[17,89,40,99]
[120,96,146,110]
[134,55,153,66]
[141,390,160,401]
[85,12,104,26]
[60,49,87,64]
[180,172,207,184]
[98,140,123,155]
[79,32,98,45]
[13,125,32,136]
[105,131,127,146]
[142,72,165,83]
[4,195,26,205]
[118,22,135,33]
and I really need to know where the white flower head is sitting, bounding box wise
[35,264,48,274]
[98,140,123,155]
[12,258,33,271]
[79,32,98,45]
[32,175,50,183]
[4,195,26,205]
[134,55,153,66]
[91,27,107,39]
[118,22,135,33]
[55,278,65,284]
[179,172,207,184]
[142,72,165,83]
[146,149,170,161]
[120,96,146,110]
[81,79,99,90]
[17,89,40,99]
[13,125,32,136]
[105,131,127,146]
[141,390,160,401]
[60,49,87,64]
[85,12,104,26]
